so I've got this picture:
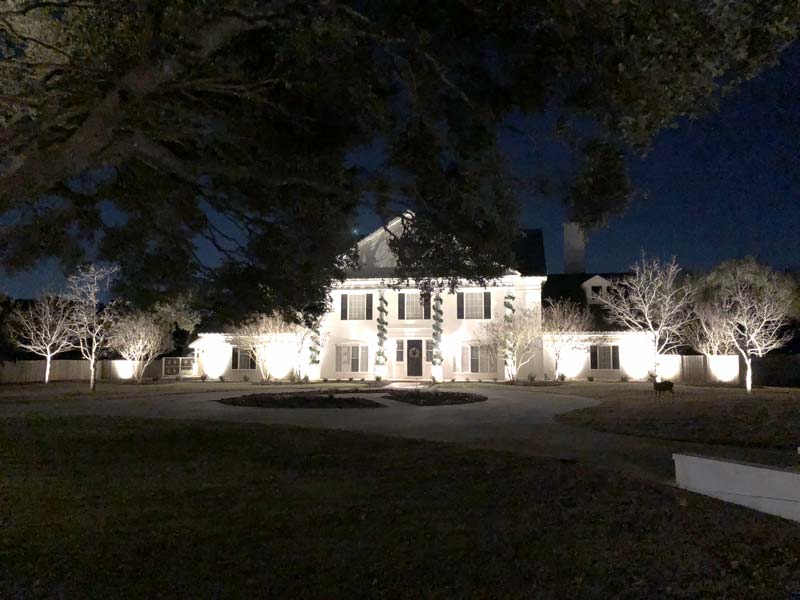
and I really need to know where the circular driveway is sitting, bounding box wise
[0,384,598,443]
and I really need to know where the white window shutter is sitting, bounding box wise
[360,346,368,373]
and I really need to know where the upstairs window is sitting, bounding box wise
[397,293,431,320]
[457,291,491,319]
[340,293,373,320]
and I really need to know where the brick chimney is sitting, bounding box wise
[563,222,585,274]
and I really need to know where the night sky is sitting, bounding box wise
[2,42,798,298]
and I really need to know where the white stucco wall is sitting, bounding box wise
[541,331,657,381]
[674,453,800,524]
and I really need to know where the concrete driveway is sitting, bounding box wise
[1,384,789,484]
[0,384,596,437]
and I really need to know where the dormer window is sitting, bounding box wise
[590,286,603,301]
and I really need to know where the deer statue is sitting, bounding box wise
[648,373,674,399]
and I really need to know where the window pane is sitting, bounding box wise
[479,346,489,373]
[348,294,366,320]
[360,346,368,372]
[464,292,484,319]
[405,293,423,319]
[597,346,612,369]
[470,346,479,373]
[425,340,433,362]
[351,347,360,372]
[396,340,404,362]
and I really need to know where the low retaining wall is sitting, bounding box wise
[673,453,800,523]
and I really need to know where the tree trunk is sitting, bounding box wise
[44,355,52,384]
[135,361,144,384]
[553,355,559,380]
[745,357,752,393]
[89,358,96,392]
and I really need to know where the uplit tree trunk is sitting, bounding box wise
[740,353,753,393]
[89,358,97,393]
[44,355,52,384]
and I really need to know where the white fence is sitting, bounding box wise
[674,453,800,523]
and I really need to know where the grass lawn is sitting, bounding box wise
[2,417,800,598]
[0,380,375,404]
[550,382,800,449]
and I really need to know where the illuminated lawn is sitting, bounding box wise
[0,380,373,403]
[553,383,800,449]
[2,417,799,598]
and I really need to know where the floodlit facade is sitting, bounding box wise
[189,217,738,383]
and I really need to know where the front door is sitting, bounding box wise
[406,339,423,377]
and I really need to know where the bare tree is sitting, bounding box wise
[477,306,541,381]
[109,311,173,383]
[542,299,594,379]
[700,258,796,392]
[685,295,737,357]
[64,264,118,392]
[232,314,309,381]
[9,294,75,383]
[600,254,695,375]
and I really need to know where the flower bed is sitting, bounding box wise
[386,390,487,406]
[219,393,384,409]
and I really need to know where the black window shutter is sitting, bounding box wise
[457,292,464,319]
[612,346,620,370]
[231,347,239,370]
[340,294,348,320]
[366,294,373,320]
[398,293,405,320]
[483,291,491,319]
[423,295,431,319]
[590,346,598,369]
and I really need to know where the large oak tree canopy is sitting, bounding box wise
[0,0,797,322]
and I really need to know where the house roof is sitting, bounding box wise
[345,218,547,279]
[541,272,627,303]
[542,272,629,332]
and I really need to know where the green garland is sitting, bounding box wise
[431,293,443,365]
[309,325,321,365]
[375,291,388,366]
[503,292,516,368]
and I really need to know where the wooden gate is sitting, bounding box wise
[680,355,707,384]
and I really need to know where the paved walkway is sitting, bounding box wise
[0,385,789,483]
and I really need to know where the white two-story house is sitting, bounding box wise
[188,218,740,384]
[191,216,547,382]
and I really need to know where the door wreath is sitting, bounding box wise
[409,347,420,359]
